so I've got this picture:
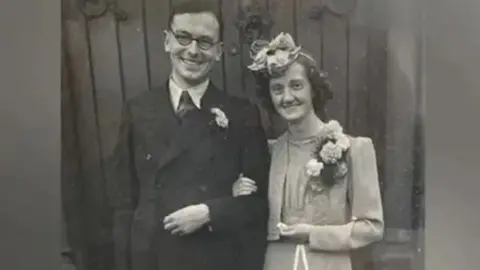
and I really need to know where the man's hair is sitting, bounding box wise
[168,0,223,40]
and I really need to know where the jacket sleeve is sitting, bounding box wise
[308,137,384,251]
[104,103,139,270]
[204,101,271,232]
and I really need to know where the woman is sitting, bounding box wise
[233,33,384,270]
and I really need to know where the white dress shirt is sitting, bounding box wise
[169,76,210,111]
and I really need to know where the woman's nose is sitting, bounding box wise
[282,89,295,102]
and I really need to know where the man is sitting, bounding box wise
[105,0,270,270]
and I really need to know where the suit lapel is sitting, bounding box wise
[200,81,224,110]
[157,82,224,170]
[135,81,179,164]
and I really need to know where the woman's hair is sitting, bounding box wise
[253,52,333,121]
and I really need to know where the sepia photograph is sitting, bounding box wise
[61,0,425,269]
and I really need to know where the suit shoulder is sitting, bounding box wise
[220,93,260,120]
[124,86,168,116]
[119,88,163,124]
[222,92,256,109]
[125,88,156,107]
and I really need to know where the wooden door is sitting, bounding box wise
[62,0,424,269]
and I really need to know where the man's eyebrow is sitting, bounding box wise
[171,29,190,34]
[172,30,213,39]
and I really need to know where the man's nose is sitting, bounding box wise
[186,41,200,57]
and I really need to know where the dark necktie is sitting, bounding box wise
[176,90,196,117]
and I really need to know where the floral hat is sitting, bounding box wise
[247,32,316,75]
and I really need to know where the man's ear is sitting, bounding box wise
[164,30,171,52]
[215,43,223,61]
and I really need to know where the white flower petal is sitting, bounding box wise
[211,108,229,128]
[334,133,350,150]
[306,159,324,177]
[325,120,343,134]
[320,142,343,164]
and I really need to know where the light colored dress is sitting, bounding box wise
[264,131,384,270]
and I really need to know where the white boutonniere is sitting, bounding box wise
[306,120,350,191]
[210,107,229,129]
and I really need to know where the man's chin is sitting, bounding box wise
[179,72,209,85]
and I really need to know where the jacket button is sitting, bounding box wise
[199,185,207,192]
[145,153,152,160]
[134,211,143,219]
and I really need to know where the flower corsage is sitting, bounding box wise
[306,120,350,191]
[208,107,229,140]
[210,107,229,129]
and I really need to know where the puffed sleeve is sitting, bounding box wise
[308,137,384,251]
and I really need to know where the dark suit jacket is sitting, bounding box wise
[105,82,270,270]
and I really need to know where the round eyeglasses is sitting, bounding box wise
[170,31,220,50]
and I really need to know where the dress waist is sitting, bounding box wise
[271,236,308,245]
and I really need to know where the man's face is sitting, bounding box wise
[164,12,222,85]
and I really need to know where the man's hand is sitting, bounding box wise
[232,175,258,197]
[163,204,210,236]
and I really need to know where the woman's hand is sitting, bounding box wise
[278,223,314,240]
[232,175,258,197]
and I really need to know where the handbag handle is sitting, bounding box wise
[293,244,309,270]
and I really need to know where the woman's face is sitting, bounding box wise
[269,62,315,123]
